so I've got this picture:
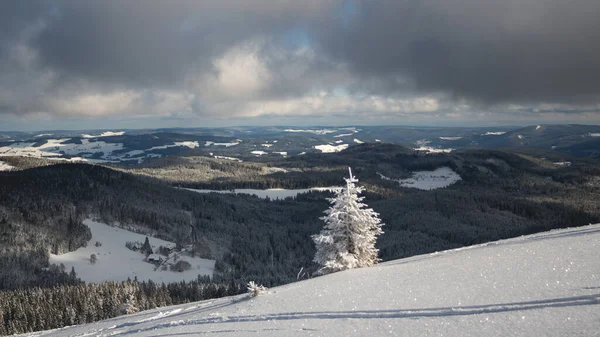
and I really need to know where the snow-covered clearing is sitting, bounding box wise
[439,136,462,140]
[589,133,600,137]
[0,160,14,171]
[353,138,364,144]
[378,167,461,190]
[81,131,125,138]
[414,146,453,153]
[184,187,342,200]
[49,220,214,284]
[274,152,287,157]
[314,144,349,153]
[251,150,267,156]
[124,150,145,157]
[213,155,242,162]
[262,144,273,148]
[284,128,337,135]
[334,133,353,138]
[34,133,53,137]
[536,125,542,130]
[32,223,600,337]
[0,138,124,161]
[205,141,241,147]
[517,135,524,139]
[148,141,200,151]
[482,131,506,136]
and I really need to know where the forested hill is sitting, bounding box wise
[1,145,600,290]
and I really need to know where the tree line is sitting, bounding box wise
[0,278,244,335]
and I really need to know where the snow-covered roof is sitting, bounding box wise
[147,254,162,261]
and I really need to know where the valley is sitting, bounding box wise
[1,125,600,335]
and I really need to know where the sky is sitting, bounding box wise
[1,0,600,131]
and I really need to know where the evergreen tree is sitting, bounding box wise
[312,167,384,275]
[141,237,153,256]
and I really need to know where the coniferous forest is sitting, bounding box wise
[1,144,600,335]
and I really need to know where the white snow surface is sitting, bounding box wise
[49,220,214,284]
[81,131,125,138]
[314,144,349,153]
[149,141,200,151]
[414,146,454,153]
[30,223,600,337]
[334,133,353,138]
[0,138,124,161]
[378,167,461,190]
[213,155,242,162]
[184,187,342,200]
[589,133,600,137]
[251,150,267,156]
[284,128,337,135]
[353,138,364,144]
[439,136,462,140]
[0,160,14,171]
[482,131,506,136]
[205,141,241,147]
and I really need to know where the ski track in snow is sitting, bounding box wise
[26,223,600,337]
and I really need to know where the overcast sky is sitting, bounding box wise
[1,0,599,131]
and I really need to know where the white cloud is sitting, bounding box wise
[212,40,272,99]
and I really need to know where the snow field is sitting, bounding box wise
[0,160,14,171]
[205,141,241,147]
[184,187,343,200]
[378,167,461,190]
[414,146,454,153]
[32,223,600,337]
[314,144,349,153]
[0,138,125,162]
[81,131,126,138]
[148,141,200,151]
[49,219,214,284]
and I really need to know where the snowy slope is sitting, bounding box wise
[0,160,14,171]
[49,220,214,284]
[30,223,600,337]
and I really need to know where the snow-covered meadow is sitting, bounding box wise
[378,167,461,190]
[31,223,600,337]
[314,144,349,153]
[49,220,214,284]
[184,187,343,200]
[0,138,124,162]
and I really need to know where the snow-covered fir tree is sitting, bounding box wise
[312,167,384,275]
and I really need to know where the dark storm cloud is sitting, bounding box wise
[0,0,600,123]
[30,0,331,88]
[313,0,600,103]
